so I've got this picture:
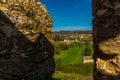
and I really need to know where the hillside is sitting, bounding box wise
[53,30,92,35]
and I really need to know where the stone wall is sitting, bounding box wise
[0,0,55,80]
[93,0,120,80]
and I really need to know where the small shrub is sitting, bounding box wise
[55,62,93,76]
[84,46,93,56]
[54,46,61,54]
[28,29,33,35]
[53,35,64,41]
[58,43,69,50]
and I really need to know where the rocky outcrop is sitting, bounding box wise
[93,0,120,80]
[0,0,55,80]
[0,0,53,41]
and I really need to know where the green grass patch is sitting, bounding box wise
[61,46,83,65]
[55,60,93,76]
[53,71,84,80]
[54,42,93,65]
[54,42,93,79]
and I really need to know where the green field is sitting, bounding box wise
[60,46,83,65]
[53,71,84,80]
[53,42,93,80]
[53,63,93,80]
[53,72,93,80]
[54,42,93,65]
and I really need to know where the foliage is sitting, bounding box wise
[55,59,93,76]
[53,35,64,41]
[63,63,93,76]
[54,42,87,65]
[54,46,61,54]
[26,13,39,25]
[69,42,81,48]
[84,45,93,56]
[53,71,84,80]
[53,41,93,79]
[58,43,69,50]
[16,0,39,26]
[28,29,33,35]
[55,59,62,71]
[54,42,93,63]
[54,42,69,54]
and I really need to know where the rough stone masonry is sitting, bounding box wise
[0,0,55,80]
[93,0,120,80]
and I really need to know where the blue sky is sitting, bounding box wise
[40,0,92,31]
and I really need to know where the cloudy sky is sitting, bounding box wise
[40,0,92,31]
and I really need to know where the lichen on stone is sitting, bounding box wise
[0,0,55,80]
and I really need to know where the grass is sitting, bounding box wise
[61,46,83,65]
[53,71,84,80]
[54,42,93,65]
[53,42,93,80]
[53,63,93,80]
[54,43,86,65]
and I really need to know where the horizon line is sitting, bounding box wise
[52,29,92,32]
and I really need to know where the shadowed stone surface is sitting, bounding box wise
[0,0,55,80]
[93,0,120,80]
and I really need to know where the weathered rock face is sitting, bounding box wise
[93,0,120,80]
[0,0,53,42]
[0,0,55,80]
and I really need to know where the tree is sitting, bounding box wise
[53,35,64,41]
[84,45,92,56]
[58,43,69,50]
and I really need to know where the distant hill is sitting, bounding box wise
[53,30,92,35]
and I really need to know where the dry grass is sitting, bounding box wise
[53,71,85,80]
